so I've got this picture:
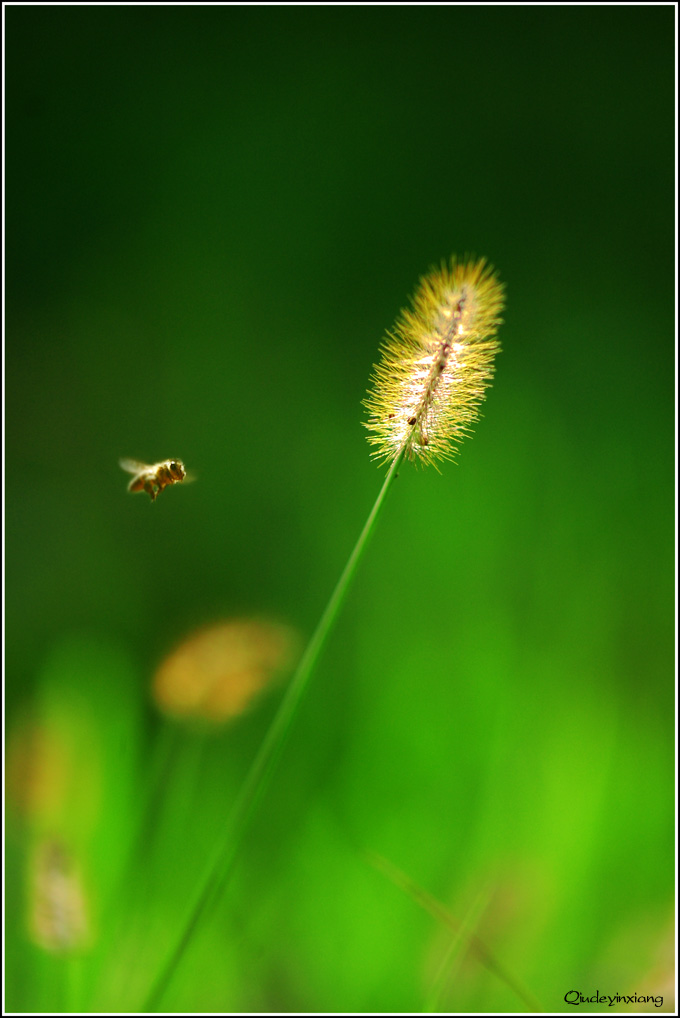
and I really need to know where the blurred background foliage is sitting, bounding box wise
[5,5,675,1014]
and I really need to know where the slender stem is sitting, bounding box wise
[368,854,544,1014]
[143,449,406,1011]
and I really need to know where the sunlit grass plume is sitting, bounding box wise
[365,257,504,466]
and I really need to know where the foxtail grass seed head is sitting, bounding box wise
[152,619,300,724]
[30,839,89,953]
[6,713,98,832]
[364,257,505,466]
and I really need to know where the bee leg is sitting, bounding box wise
[143,478,158,501]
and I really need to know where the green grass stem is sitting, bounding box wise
[142,448,406,1010]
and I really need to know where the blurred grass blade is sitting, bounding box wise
[368,853,543,1013]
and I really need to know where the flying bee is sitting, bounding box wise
[120,458,188,502]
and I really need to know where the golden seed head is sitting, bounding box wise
[30,839,89,954]
[152,619,299,724]
[364,257,505,466]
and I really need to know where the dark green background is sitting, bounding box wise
[6,6,675,1014]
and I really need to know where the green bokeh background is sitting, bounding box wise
[5,6,675,1014]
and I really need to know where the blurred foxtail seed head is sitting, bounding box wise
[364,257,505,466]
[30,839,89,954]
[152,619,300,725]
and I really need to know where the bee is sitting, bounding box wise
[120,458,188,502]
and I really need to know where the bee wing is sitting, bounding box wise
[119,458,149,475]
